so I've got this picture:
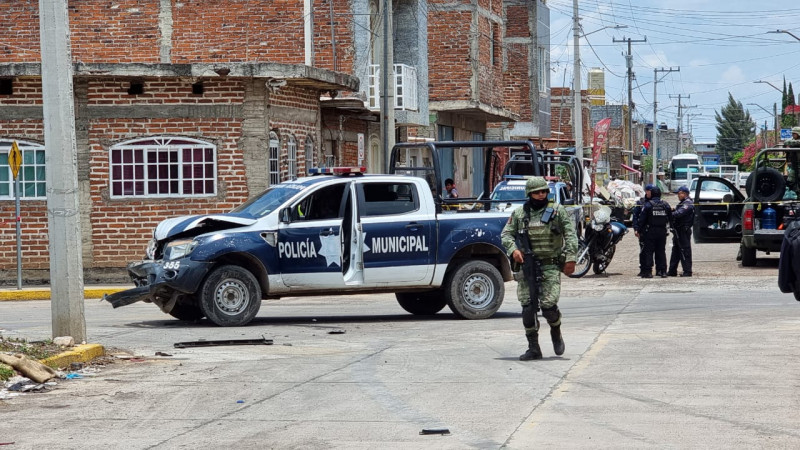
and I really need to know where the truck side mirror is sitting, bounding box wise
[280,207,291,223]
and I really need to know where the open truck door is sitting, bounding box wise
[692,176,745,243]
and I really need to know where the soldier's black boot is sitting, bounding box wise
[550,325,565,356]
[519,332,542,361]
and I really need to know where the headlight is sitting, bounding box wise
[145,238,158,260]
[163,239,197,261]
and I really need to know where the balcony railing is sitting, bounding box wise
[368,64,418,111]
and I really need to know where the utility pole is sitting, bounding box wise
[774,102,779,143]
[572,0,583,168]
[669,94,688,157]
[652,67,680,186]
[39,0,86,341]
[379,0,395,173]
[612,36,646,163]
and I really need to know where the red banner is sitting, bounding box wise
[591,118,612,165]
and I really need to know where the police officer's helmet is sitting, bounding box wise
[525,176,549,196]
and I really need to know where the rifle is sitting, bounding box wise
[515,222,545,324]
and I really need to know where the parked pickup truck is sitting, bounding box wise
[103,167,518,326]
[693,147,800,266]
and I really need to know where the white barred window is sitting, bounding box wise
[305,136,314,174]
[269,132,280,185]
[0,140,46,199]
[287,135,297,179]
[109,136,216,198]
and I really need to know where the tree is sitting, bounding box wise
[785,82,798,128]
[716,93,755,164]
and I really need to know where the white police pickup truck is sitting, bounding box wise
[104,167,515,326]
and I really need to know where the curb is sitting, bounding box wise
[0,288,126,302]
[40,344,106,369]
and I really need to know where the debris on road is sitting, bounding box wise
[328,329,346,335]
[419,428,451,436]
[173,337,274,348]
[0,353,57,383]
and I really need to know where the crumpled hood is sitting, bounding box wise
[154,214,257,241]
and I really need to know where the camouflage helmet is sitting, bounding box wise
[792,126,800,136]
[525,176,549,196]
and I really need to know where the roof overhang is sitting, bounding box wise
[0,62,360,92]
[429,100,520,123]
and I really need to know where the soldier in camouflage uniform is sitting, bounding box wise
[501,177,578,360]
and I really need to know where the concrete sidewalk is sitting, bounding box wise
[0,285,128,301]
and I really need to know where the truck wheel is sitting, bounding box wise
[168,302,204,321]
[199,265,262,326]
[751,168,785,202]
[395,291,447,315]
[444,260,504,319]
[740,245,757,267]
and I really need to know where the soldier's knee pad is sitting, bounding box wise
[541,305,561,325]
[522,304,539,330]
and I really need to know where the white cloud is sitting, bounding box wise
[720,65,746,85]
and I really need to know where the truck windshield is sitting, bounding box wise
[231,184,306,218]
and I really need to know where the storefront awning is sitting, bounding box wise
[621,163,641,174]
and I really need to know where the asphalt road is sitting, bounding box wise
[1,233,798,449]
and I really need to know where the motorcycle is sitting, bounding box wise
[569,206,628,278]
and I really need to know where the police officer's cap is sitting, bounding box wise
[644,183,655,191]
[675,185,690,194]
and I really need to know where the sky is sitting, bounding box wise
[547,0,800,144]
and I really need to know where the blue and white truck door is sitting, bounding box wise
[359,179,435,284]
[277,183,348,288]
[342,182,365,285]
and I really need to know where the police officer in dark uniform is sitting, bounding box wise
[668,185,694,277]
[632,186,652,276]
[637,185,672,278]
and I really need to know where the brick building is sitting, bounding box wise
[0,0,548,283]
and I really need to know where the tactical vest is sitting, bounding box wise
[648,200,669,227]
[523,203,563,258]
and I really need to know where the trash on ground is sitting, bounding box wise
[0,353,57,383]
[155,352,173,357]
[419,428,451,436]
[328,329,346,335]
[173,337,274,348]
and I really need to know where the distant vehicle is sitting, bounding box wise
[688,177,738,203]
[489,176,583,236]
[738,171,751,188]
[667,153,703,192]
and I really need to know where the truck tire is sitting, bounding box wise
[168,302,204,321]
[740,245,757,267]
[751,168,785,202]
[444,260,504,319]
[199,265,262,326]
[395,291,447,315]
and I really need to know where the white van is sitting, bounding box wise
[738,171,750,188]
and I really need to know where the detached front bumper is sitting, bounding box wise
[103,258,213,308]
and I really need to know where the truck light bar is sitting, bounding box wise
[309,166,367,176]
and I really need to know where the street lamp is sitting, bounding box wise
[747,102,779,143]
[747,103,774,117]
[769,29,800,42]
[754,80,782,93]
